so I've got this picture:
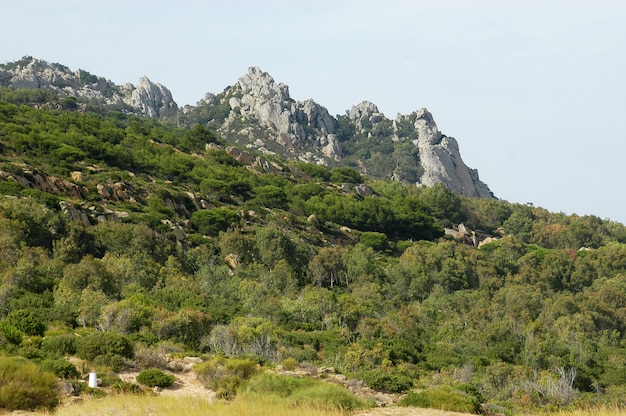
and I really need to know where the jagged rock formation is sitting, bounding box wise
[1,57,492,198]
[217,67,340,164]
[0,56,177,117]
[195,67,492,198]
[413,108,493,198]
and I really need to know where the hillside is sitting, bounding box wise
[0,58,626,414]
[1,57,491,198]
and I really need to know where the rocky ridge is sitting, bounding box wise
[199,67,493,198]
[0,56,177,118]
[216,67,341,165]
[1,57,492,198]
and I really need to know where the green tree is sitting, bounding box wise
[191,208,239,236]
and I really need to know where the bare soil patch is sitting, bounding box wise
[356,408,477,416]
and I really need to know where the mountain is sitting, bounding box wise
[0,56,177,118]
[181,67,494,198]
[3,57,626,414]
[0,57,491,198]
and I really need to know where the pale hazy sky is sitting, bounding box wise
[2,1,626,224]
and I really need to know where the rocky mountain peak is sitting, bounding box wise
[2,58,493,199]
[348,101,385,130]
[414,108,493,198]
[219,67,340,163]
[238,66,290,102]
[0,56,177,118]
[121,76,177,118]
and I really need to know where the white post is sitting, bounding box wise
[88,372,98,388]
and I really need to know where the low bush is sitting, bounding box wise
[0,321,23,345]
[136,368,175,388]
[399,385,481,414]
[280,357,298,371]
[41,334,76,356]
[39,358,80,379]
[194,356,258,399]
[5,309,46,336]
[0,357,59,411]
[92,354,128,372]
[98,372,123,388]
[75,331,134,361]
[134,345,168,369]
[356,368,414,393]
[244,373,371,411]
[112,380,143,394]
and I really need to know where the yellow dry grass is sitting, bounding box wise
[22,393,352,416]
[533,406,626,416]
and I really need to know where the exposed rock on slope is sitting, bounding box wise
[219,67,340,164]
[0,56,177,117]
[1,57,492,198]
[195,67,492,198]
[414,108,493,198]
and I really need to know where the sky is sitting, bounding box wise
[2,1,626,224]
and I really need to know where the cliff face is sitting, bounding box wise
[0,57,177,118]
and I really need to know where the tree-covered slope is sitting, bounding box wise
[1,92,626,412]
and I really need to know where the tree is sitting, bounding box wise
[307,247,346,288]
[180,124,218,153]
[191,208,239,236]
[255,226,297,271]
[255,185,288,209]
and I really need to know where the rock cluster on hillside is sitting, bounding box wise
[210,67,492,198]
[0,57,177,117]
[1,57,493,198]
[221,67,341,164]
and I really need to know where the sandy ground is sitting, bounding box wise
[117,367,216,401]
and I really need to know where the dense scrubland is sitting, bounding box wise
[1,90,626,414]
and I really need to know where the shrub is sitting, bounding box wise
[112,380,143,394]
[94,372,122,388]
[75,331,134,361]
[92,354,127,372]
[194,356,258,399]
[280,357,298,371]
[0,321,23,345]
[357,368,414,393]
[359,232,389,251]
[5,309,46,336]
[244,373,371,411]
[0,357,59,411]
[191,208,239,236]
[39,358,80,379]
[136,369,175,388]
[41,334,76,356]
[399,385,481,414]
[134,345,168,369]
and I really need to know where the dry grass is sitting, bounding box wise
[23,393,352,416]
[533,406,626,416]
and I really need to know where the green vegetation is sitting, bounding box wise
[1,91,626,413]
[0,357,59,411]
[194,356,258,399]
[136,368,175,387]
[400,385,481,413]
[243,373,372,411]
